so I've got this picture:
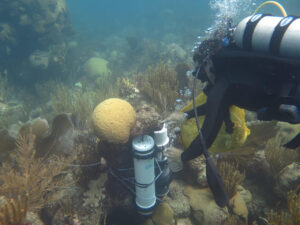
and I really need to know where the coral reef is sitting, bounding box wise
[130,104,162,137]
[139,62,179,113]
[0,101,26,130]
[152,203,174,225]
[165,180,190,217]
[116,77,136,98]
[93,75,120,102]
[266,210,292,225]
[0,131,74,211]
[227,121,279,167]
[18,117,49,140]
[274,162,300,198]
[217,160,245,198]
[229,192,248,222]
[0,0,71,39]
[175,63,190,90]
[83,173,107,208]
[186,155,208,187]
[265,134,299,176]
[264,187,300,225]
[36,113,74,156]
[84,57,111,79]
[29,50,50,69]
[51,84,74,114]
[92,98,136,144]
[0,194,28,225]
[0,71,8,102]
[287,186,300,225]
[143,203,175,225]
[0,130,15,162]
[51,84,96,126]
[223,214,240,225]
[184,186,228,225]
[0,0,73,86]
[72,133,102,187]
[162,43,187,65]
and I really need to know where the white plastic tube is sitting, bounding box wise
[132,135,156,215]
[153,123,169,148]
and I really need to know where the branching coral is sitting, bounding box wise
[265,134,299,176]
[287,186,300,225]
[51,84,95,126]
[0,194,28,225]
[51,84,74,114]
[72,90,95,126]
[51,76,120,127]
[0,131,74,211]
[223,214,240,225]
[93,75,119,103]
[139,62,179,113]
[266,210,292,225]
[253,187,300,225]
[217,160,245,198]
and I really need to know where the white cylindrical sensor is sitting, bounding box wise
[132,135,156,215]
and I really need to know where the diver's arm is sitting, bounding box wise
[181,78,232,161]
[185,104,206,119]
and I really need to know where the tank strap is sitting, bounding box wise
[269,16,299,55]
[243,13,271,51]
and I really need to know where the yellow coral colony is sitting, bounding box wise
[92,98,136,144]
[180,93,250,153]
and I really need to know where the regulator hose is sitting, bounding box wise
[253,1,287,17]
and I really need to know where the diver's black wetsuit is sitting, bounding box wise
[182,48,300,161]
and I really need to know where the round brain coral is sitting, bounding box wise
[92,98,136,144]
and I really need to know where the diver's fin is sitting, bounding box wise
[181,135,204,161]
[284,133,300,149]
[206,157,229,207]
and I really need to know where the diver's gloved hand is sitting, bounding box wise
[181,135,204,161]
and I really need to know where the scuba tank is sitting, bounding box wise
[233,2,300,58]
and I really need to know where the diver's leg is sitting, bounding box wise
[181,78,231,161]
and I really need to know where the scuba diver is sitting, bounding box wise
[181,1,300,207]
